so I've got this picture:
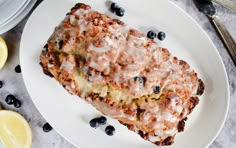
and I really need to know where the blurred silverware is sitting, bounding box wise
[212,0,236,12]
[194,0,236,66]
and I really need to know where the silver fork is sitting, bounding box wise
[212,0,236,12]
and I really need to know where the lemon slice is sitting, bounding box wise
[0,36,8,69]
[0,110,32,148]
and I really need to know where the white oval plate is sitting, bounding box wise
[20,0,230,147]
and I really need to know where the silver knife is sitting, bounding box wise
[212,0,236,12]
[194,0,236,66]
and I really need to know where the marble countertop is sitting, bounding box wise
[0,0,236,147]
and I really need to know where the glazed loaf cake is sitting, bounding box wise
[40,3,205,146]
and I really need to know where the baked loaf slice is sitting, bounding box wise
[40,3,205,146]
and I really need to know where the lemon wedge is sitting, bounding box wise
[0,110,32,148]
[0,36,8,69]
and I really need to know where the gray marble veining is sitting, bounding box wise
[0,0,236,147]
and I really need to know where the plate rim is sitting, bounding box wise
[20,0,230,147]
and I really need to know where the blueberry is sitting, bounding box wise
[134,76,145,83]
[13,99,21,108]
[111,3,119,12]
[105,125,115,136]
[101,71,104,76]
[0,81,3,88]
[58,40,64,49]
[134,76,146,87]
[43,123,53,132]
[115,7,125,17]
[15,65,21,73]
[98,116,107,125]
[5,94,16,105]
[89,118,99,128]
[157,31,166,41]
[147,31,157,40]
[153,86,161,94]
[44,44,48,52]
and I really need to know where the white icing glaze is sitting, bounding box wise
[165,128,177,136]
[60,60,74,72]
[47,63,54,68]
[89,44,110,52]
[71,82,75,89]
[155,131,164,137]
[77,19,87,33]
[75,9,91,17]
[149,135,161,142]
[105,36,115,46]
[69,15,76,25]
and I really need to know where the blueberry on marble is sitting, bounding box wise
[157,31,166,41]
[5,94,16,105]
[105,125,115,136]
[15,65,21,73]
[89,118,99,128]
[111,3,119,12]
[13,99,21,108]
[0,81,3,88]
[98,116,107,125]
[43,123,53,132]
[147,31,157,40]
[153,86,161,94]
[115,7,125,17]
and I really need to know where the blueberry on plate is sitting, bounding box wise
[147,31,157,40]
[5,94,16,105]
[15,65,21,73]
[43,123,53,132]
[111,2,119,12]
[89,118,99,128]
[105,125,115,136]
[0,81,3,88]
[115,7,125,17]
[157,31,166,41]
[13,99,22,108]
[98,116,107,125]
